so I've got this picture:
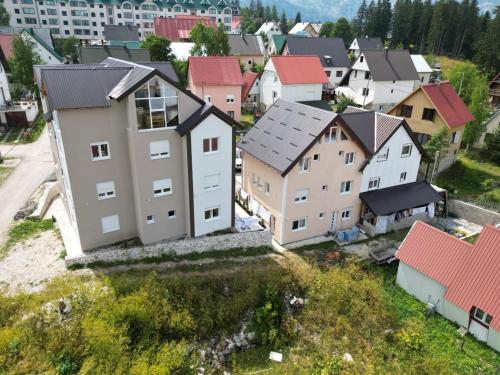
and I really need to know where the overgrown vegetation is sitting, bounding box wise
[0,219,54,259]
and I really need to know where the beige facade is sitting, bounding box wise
[242,121,365,245]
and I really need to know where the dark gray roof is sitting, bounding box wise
[238,99,337,176]
[176,103,242,136]
[228,35,264,56]
[362,50,419,81]
[298,100,334,112]
[138,62,179,82]
[360,182,442,215]
[356,37,384,51]
[104,25,139,41]
[285,37,350,68]
[78,45,150,64]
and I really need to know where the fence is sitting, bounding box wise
[448,199,500,226]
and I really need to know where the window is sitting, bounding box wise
[47,8,57,15]
[298,157,310,172]
[336,70,343,77]
[354,70,358,78]
[368,177,380,190]
[322,185,328,191]
[203,137,218,153]
[25,17,37,24]
[23,8,35,14]
[153,178,172,197]
[364,71,370,79]
[168,210,176,219]
[401,144,412,157]
[273,74,278,82]
[292,218,307,231]
[149,140,170,159]
[325,70,331,77]
[294,189,309,203]
[340,180,353,194]
[319,212,325,219]
[69,0,86,6]
[227,111,235,119]
[422,108,436,121]
[264,182,270,194]
[101,215,120,234]
[344,152,355,165]
[341,207,352,220]
[204,207,219,221]
[377,148,389,161]
[313,154,320,161]
[70,10,88,16]
[96,181,116,200]
[146,215,155,224]
[340,130,348,141]
[362,88,369,96]
[324,126,337,143]
[272,90,278,101]
[449,131,460,144]
[204,95,212,103]
[360,56,364,63]
[400,172,407,182]
[398,104,413,118]
[473,307,493,325]
[90,142,110,161]
[203,173,221,190]
[135,78,179,130]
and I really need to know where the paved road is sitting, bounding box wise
[0,127,54,244]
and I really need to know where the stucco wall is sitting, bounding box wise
[448,199,500,226]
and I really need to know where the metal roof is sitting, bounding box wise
[228,34,265,56]
[355,37,384,51]
[78,45,150,64]
[410,54,433,73]
[362,50,419,81]
[154,16,217,42]
[284,37,350,68]
[104,25,139,41]
[271,55,329,85]
[188,56,244,86]
[238,99,336,176]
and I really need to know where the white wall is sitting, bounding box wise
[190,113,233,236]
[396,262,446,314]
[21,33,62,65]
[487,327,500,352]
[260,59,282,109]
[281,83,323,102]
[325,67,349,88]
[373,80,415,110]
[0,61,11,106]
[360,126,421,192]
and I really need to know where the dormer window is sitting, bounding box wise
[324,55,332,65]
[135,78,179,130]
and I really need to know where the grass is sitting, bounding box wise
[425,55,471,78]
[0,116,45,144]
[0,166,12,186]
[0,219,54,259]
[436,152,500,203]
[240,109,255,128]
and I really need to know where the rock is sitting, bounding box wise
[199,349,206,362]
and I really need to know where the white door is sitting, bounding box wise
[469,320,488,342]
[330,211,337,231]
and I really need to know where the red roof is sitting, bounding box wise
[154,16,217,42]
[241,71,258,101]
[397,222,500,330]
[271,56,329,85]
[0,33,15,59]
[189,56,244,86]
[421,81,474,129]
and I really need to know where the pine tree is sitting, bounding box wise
[295,12,302,24]
[264,5,271,21]
[279,10,288,34]
[351,0,368,36]
[364,0,376,36]
[333,18,353,47]
[249,0,256,12]
[271,5,278,22]
[418,0,433,53]
[474,6,500,75]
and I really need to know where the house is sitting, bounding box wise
[474,110,500,148]
[238,99,364,245]
[154,15,217,42]
[228,34,266,71]
[396,221,500,352]
[267,34,286,55]
[411,55,433,86]
[387,81,474,173]
[241,71,260,111]
[21,28,63,64]
[348,37,383,57]
[254,22,282,39]
[103,25,140,42]
[289,22,322,37]
[489,72,500,108]
[36,58,241,251]
[0,46,11,108]
[282,37,350,88]
[188,56,244,121]
[336,49,419,112]
[77,44,150,64]
[259,56,329,111]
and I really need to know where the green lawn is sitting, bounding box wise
[0,219,54,259]
[0,117,45,144]
[240,110,255,128]
[436,152,500,204]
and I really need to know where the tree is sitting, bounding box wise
[279,11,288,34]
[424,127,449,157]
[9,36,43,94]
[140,34,173,62]
[62,36,79,63]
[481,125,500,164]
[351,0,368,37]
[271,5,278,22]
[295,12,302,24]
[332,18,353,47]
[0,4,9,26]
[319,22,335,37]
[172,59,188,88]
[264,5,271,21]
[190,23,230,56]
[474,7,500,75]
[336,96,358,113]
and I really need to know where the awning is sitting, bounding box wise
[334,87,373,106]
[360,182,443,216]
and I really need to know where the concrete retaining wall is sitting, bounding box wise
[448,199,500,226]
[30,182,60,219]
[65,229,272,267]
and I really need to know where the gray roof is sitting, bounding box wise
[138,62,179,81]
[285,37,350,68]
[78,45,150,64]
[356,37,384,51]
[228,35,264,56]
[238,99,337,176]
[298,100,334,112]
[362,50,419,81]
[104,25,139,41]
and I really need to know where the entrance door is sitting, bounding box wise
[330,211,337,232]
[469,320,488,342]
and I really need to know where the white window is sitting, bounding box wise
[204,207,219,221]
[146,215,155,224]
[264,182,270,194]
[400,172,407,182]
[294,189,309,203]
[203,173,221,190]
[322,185,328,191]
[324,126,337,143]
[204,95,212,103]
[96,181,116,200]
[168,210,176,219]
[298,157,310,172]
[377,148,389,161]
[401,144,412,157]
[341,207,352,220]
[368,177,380,190]
[101,214,120,234]
[449,131,460,144]
[344,152,355,165]
[226,95,235,103]
[340,180,353,194]
[90,142,110,161]
[153,178,172,197]
[149,140,170,159]
[473,307,493,326]
[203,137,218,153]
[292,218,307,231]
